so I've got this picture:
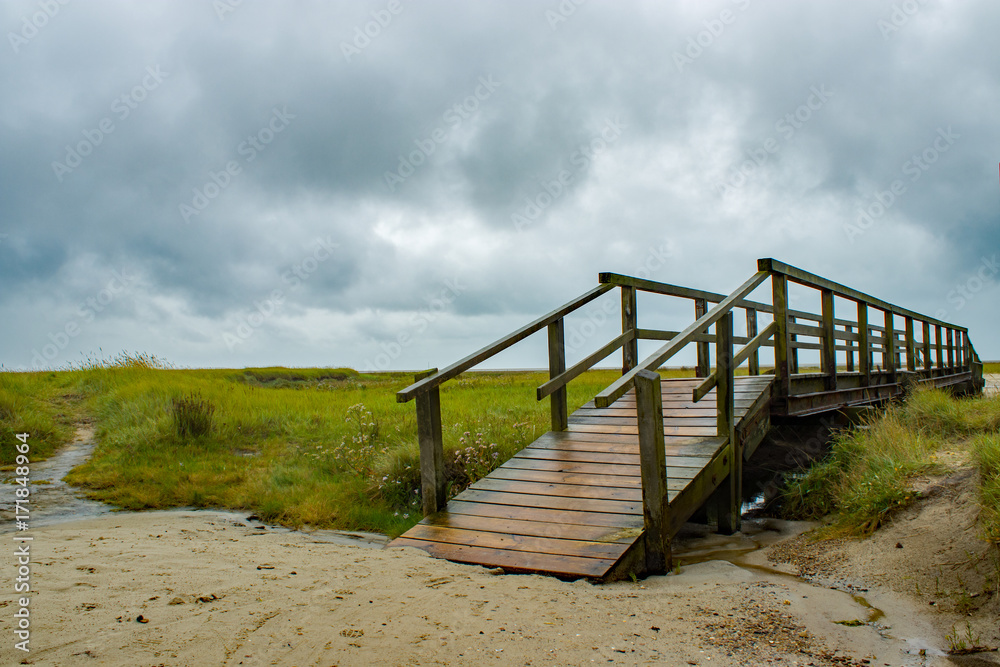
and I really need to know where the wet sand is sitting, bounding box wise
[0,509,982,666]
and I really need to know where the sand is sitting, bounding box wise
[2,505,995,667]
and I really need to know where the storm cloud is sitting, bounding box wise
[2,0,998,371]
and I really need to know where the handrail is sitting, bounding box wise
[536,330,634,400]
[594,270,769,408]
[601,272,837,327]
[759,258,965,331]
[691,321,777,403]
[396,283,614,402]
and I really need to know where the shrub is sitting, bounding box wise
[171,393,215,438]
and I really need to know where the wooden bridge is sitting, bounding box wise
[389,259,984,580]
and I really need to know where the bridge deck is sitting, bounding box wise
[390,376,774,579]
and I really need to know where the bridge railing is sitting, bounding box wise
[396,259,983,520]
[759,258,983,414]
[396,268,781,517]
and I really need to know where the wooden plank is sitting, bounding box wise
[402,524,630,560]
[498,458,641,477]
[491,467,640,487]
[530,430,725,449]
[391,538,614,578]
[565,423,717,436]
[470,478,645,501]
[513,448,713,469]
[525,437,721,458]
[492,464,698,483]
[452,489,647,515]
[569,415,718,427]
[422,513,638,543]
[443,500,643,528]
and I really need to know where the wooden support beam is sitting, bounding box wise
[746,308,759,376]
[789,316,799,374]
[820,289,836,391]
[845,325,855,372]
[547,319,568,431]
[714,312,740,535]
[621,286,638,374]
[634,369,671,575]
[772,274,790,397]
[694,298,710,379]
[858,304,870,386]
[415,368,446,516]
[884,310,896,384]
[922,321,932,372]
[905,317,915,372]
[936,325,944,371]
[947,328,955,369]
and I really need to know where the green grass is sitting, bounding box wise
[2,358,681,536]
[0,371,79,467]
[782,387,1000,540]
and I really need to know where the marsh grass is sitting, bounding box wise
[4,360,661,535]
[782,387,1000,540]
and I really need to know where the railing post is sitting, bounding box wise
[947,328,955,370]
[547,319,568,431]
[714,312,739,535]
[746,308,760,376]
[936,325,944,373]
[621,286,638,375]
[922,321,932,373]
[789,315,799,374]
[635,369,671,575]
[858,303,870,386]
[694,298,710,378]
[845,325,855,372]
[884,310,897,385]
[771,274,790,398]
[414,368,446,516]
[821,289,836,391]
[904,316,915,372]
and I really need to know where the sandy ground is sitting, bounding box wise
[2,411,998,667]
[1,503,995,667]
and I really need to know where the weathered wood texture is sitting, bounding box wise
[390,376,773,580]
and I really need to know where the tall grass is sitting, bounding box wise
[0,371,78,465]
[2,359,643,536]
[782,387,1000,540]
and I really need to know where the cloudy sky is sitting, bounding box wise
[2,0,998,373]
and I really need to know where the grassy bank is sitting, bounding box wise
[1,359,695,536]
[782,387,1000,543]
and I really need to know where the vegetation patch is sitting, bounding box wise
[782,387,1000,541]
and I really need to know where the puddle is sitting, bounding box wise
[0,424,112,530]
[669,517,959,664]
